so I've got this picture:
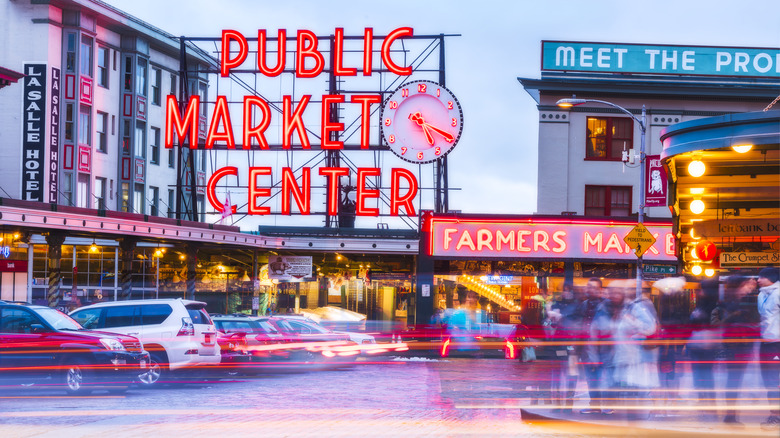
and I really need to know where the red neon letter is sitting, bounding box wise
[552,231,567,253]
[283,95,311,149]
[363,28,373,76]
[206,95,235,149]
[390,168,417,216]
[296,30,324,78]
[356,167,380,216]
[319,167,349,215]
[381,27,413,76]
[281,167,311,215]
[257,29,286,77]
[351,95,381,149]
[165,95,199,149]
[321,94,345,149]
[243,96,271,150]
[221,30,248,77]
[248,167,272,215]
[333,28,357,76]
[206,166,238,214]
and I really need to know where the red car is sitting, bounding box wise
[0,301,149,394]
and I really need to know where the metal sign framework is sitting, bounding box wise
[174,31,459,230]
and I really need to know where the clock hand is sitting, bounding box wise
[420,122,454,143]
[409,112,435,145]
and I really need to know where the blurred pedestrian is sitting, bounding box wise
[590,280,628,415]
[547,282,583,413]
[712,275,760,425]
[756,267,780,431]
[613,280,660,420]
[579,277,606,414]
[687,279,720,408]
[655,277,689,416]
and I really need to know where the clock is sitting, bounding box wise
[380,80,463,163]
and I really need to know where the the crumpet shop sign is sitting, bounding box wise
[542,41,780,77]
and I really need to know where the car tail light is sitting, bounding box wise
[505,339,516,360]
[177,317,194,336]
[440,337,451,358]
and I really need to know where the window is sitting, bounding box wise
[168,147,175,168]
[62,173,73,206]
[199,151,206,171]
[65,103,74,142]
[77,173,90,208]
[122,120,131,156]
[169,73,177,98]
[186,307,211,324]
[78,106,91,146]
[198,82,207,116]
[134,122,146,158]
[103,306,139,328]
[80,35,93,77]
[585,185,632,216]
[151,67,161,105]
[167,189,175,218]
[148,186,159,216]
[150,127,160,164]
[0,308,42,333]
[123,56,132,92]
[70,308,102,330]
[65,33,76,73]
[136,58,147,96]
[120,182,129,212]
[140,304,172,325]
[97,46,109,87]
[586,117,633,160]
[134,183,144,214]
[96,112,107,152]
[94,177,106,210]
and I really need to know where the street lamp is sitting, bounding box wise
[556,97,647,300]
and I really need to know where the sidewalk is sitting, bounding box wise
[516,359,778,437]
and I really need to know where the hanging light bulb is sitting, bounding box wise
[688,160,706,177]
[89,239,99,253]
[732,144,752,153]
[704,268,715,277]
[690,199,706,215]
[691,265,703,276]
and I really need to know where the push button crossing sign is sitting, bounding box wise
[623,223,657,258]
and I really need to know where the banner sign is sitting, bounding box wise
[693,218,780,238]
[22,63,47,201]
[428,217,676,262]
[720,251,780,267]
[267,256,312,281]
[49,67,60,203]
[645,155,668,207]
[542,41,780,78]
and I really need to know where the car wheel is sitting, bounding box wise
[137,352,165,387]
[63,360,91,395]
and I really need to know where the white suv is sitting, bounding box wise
[70,299,219,386]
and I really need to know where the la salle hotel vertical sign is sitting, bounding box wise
[22,64,47,201]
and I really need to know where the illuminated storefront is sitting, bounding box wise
[415,213,676,323]
[660,110,780,278]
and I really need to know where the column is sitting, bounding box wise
[185,243,199,301]
[45,232,66,308]
[118,238,137,300]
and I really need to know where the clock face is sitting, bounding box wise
[380,80,463,163]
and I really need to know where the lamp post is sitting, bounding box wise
[556,98,647,300]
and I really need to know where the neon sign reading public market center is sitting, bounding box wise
[164,28,423,217]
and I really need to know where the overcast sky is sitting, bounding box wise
[105,0,780,225]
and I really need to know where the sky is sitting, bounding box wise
[105,0,780,228]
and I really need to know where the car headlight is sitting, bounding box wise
[100,338,127,351]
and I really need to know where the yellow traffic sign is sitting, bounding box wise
[623,223,657,258]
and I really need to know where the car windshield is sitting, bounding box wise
[36,307,83,331]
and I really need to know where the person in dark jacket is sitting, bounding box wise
[547,282,584,412]
[712,275,759,425]
[688,279,720,407]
